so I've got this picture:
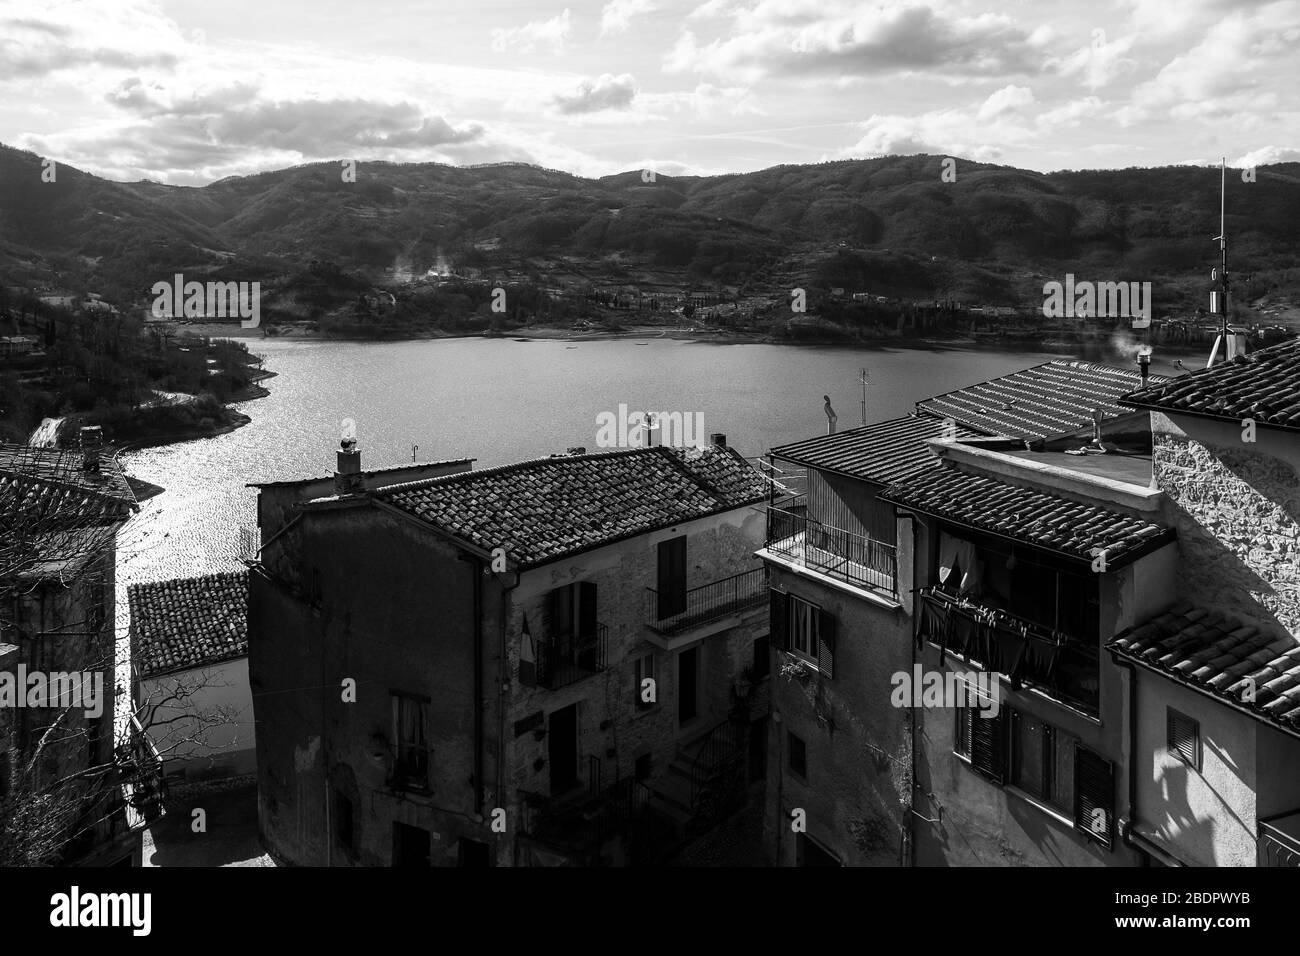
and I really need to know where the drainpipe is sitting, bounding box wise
[897,510,919,867]
[499,568,523,833]
[1111,652,1143,861]
[458,554,485,818]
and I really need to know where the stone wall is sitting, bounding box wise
[1152,418,1300,638]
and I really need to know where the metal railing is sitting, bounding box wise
[689,720,748,807]
[917,588,1099,713]
[646,566,768,634]
[765,506,898,599]
[1259,814,1300,867]
[535,623,608,689]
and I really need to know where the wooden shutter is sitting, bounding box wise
[816,608,836,678]
[657,537,687,619]
[969,708,1005,783]
[579,582,598,638]
[1074,745,1115,848]
[770,590,789,650]
[1167,709,1200,770]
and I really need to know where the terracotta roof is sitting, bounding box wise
[1120,338,1300,431]
[879,463,1174,565]
[770,415,982,485]
[917,360,1169,441]
[1109,601,1300,734]
[0,443,136,525]
[247,457,475,488]
[129,572,248,677]
[375,445,767,568]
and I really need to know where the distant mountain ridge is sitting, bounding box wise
[2,144,1297,309]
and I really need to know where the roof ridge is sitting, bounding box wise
[376,445,661,496]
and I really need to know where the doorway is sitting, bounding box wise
[678,647,698,724]
[392,822,431,867]
[548,703,579,795]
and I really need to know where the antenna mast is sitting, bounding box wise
[1207,158,1231,367]
[860,368,869,426]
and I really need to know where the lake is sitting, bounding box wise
[116,337,1179,586]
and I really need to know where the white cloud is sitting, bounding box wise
[977,84,1034,122]
[599,0,658,35]
[490,8,572,54]
[551,73,638,114]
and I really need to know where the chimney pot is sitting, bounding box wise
[335,441,363,494]
[79,425,103,472]
[710,432,727,447]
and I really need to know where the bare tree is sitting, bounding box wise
[0,443,238,865]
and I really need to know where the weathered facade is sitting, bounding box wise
[1111,341,1300,867]
[249,439,770,866]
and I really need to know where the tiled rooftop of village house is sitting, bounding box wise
[1120,338,1300,430]
[768,414,982,485]
[374,444,769,568]
[1109,601,1300,734]
[0,442,136,523]
[916,360,1170,442]
[879,462,1174,565]
[129,571,249,678]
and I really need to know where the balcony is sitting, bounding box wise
[917,587,1099,714]
[534,624,608,690]
[646,567,768,636]
[1259,811,1300,867]
[764,506,898,600]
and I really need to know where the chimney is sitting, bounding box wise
[642,413,657,448]
[79,425,103,472]
[710,432,727,447]
[1137,347,1151,387]
[335,438,363,495]
[823,395,837,435]
[566,446,587,456]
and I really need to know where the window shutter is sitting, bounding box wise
[1167,709,1200,770]
[770,590,789,650]
[1074,746,1114,848]
[969,708,1005,783]
[579,582,598,638]
[816,608,836,678]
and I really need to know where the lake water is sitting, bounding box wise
[116,337,1179,586]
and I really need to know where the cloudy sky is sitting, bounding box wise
[1,0,1297,185]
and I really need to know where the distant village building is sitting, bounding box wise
[247,437,770,866]
[0,335,38,357]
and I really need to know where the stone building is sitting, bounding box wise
[0,439,164,866]
[248,437,769,866]
[1110,338,1300,866]
[758,359,1182,866]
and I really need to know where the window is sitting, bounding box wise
[392,693,429,790]
[334,790,354,850]
[957,706,1113,847]
[635,753,653,781]
[1010,710,1074,815]
[1167,708,1201,770]
[769,591,836,677]
[752,635,770,680]
[633,653,656,710]
[788,732,807,779]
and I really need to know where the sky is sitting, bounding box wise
[1,0,1297,185]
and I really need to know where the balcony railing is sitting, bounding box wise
[765,506,898,599]
[917,587,1099,713]
[536,623,608,690]
[1259,812,1300,867]
[646,566,768,634]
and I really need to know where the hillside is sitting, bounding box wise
[2,145,1298,313]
